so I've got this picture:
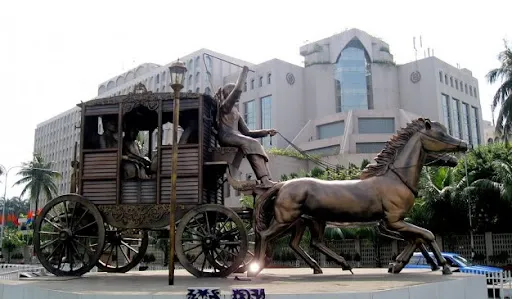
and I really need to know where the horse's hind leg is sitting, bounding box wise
[307,219,352,273]
[248,218,293,277]
[289,219,322,274]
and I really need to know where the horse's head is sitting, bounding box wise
[418,118,468,154]
[425,152,458,167]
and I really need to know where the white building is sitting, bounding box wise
[33,29,486,204]
[33,49,254,196]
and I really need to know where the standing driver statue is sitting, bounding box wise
[215,66,277,188]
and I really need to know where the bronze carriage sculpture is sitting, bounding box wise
[33,83,263,277]
[33,75,469,278]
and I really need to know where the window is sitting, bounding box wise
[251,79,255,90]
[444,74,448,85]
[305,145,340,157]
[195,87,200,93]
[474,87,478,98]
[156,74,160,84]
[317,121,345,139]
[205,87,211,95]
[450,77,453,87]
[465,83,468,94]
[461,102,470,143]
[439,71,443,83]
[358,118,395,134]
[471,106,480,145]
[356,142,387,153]
[161,72,166,84]
[450,98,461,138]
[469,86,473,96]
[259,76,263,87]
[267,73,271,84]
[455,79,459,90]
[260,95,272,147]
[195,72,200,84]
[195,56,200,70]
[244,82,247,92]
[188,75,193,87]
[441,93,452,134]
[243,100,256,129]
[334,38,373,112]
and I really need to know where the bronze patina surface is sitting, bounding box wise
[250,118,467,277]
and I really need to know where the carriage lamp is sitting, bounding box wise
[169,60,187,90]
[168,59,187,285]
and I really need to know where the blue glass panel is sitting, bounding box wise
[261,96,272,147]
[317,121,345,139]
[334,38,373,112]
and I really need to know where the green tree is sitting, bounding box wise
[487,39,512,142]
[13,154,61,212]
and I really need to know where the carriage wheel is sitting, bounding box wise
[175,204,248,277]
[33,194,106,276]
[96,225,149,273]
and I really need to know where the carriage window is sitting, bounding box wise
[83,114,118,150]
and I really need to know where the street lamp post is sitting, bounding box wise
[168,59,187,286]
[0,165,22,248]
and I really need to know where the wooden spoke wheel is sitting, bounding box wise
[96,225,149,273]
[33,194,106,276]
[175,204,248,278]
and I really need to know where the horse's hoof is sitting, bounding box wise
[313,268,323,274]
[431,265,440,271]
[387,262,403,274]
[442,266,452,275]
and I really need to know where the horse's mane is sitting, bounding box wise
[360,118,427,179]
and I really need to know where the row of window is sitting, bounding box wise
[439,71,478,98]
[304,142,388,155]
[441,93,481,145]
[242,95,273,147]
[317,117,395,139]
[243,73,272,92]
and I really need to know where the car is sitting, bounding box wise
[404,252,503,275]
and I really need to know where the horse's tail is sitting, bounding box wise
[254,182,285,232]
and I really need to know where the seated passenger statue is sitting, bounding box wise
[99,118,119,149]
[215,66,277,188]
[122,126,151,179]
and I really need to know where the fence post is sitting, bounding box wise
[485,232,493,261]
[435,234,443,251]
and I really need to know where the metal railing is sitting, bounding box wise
[0,264,45,281]
[461,269,512,299]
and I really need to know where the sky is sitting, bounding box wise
[0,0,510,199]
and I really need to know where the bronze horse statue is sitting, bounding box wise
[249,118,467,277]
[251,151,459,275]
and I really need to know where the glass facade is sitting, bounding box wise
[450,98,461,138]
[356,142,387,153]
[441,94,452,134]
[334,38,373,112]
[471,106,481,145]
[305,145,340,157]
[261,96,272,147]
[358,117,395,134]
[317,121,345,139]
[243,100,256,130]
[461,102,470,143]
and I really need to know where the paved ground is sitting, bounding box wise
[10,268,475,296]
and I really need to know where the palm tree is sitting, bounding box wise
[487,39,512,142]
[470,160,512,202]
[13,154,61,213]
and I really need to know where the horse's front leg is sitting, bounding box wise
[386,219,451,275]
[378,222,439,271]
